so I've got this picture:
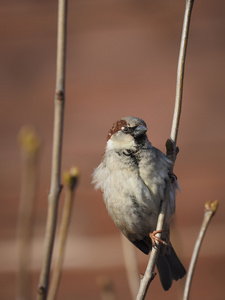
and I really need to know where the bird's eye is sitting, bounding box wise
[122,126,129,133]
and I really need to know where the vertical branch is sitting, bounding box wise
[17,127,40,300]
[96,276,116,300]
[183,200,219,300]
[136,1,194,299]
[136,182,171,300]
[121,234,140,300]
[37,1,68,299]
[171,0,194,146]
[47,167,79,300]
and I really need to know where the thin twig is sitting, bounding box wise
[37,1,68,299]
[17,127,40,300]
[136,1,194,299]
[136,180,171,300]
[96,276,116,300]
[47,167,79,300]
[121,234,140,300]
[183,200,219,300]
[171,0,194,146]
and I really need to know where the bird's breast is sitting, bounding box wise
[103,166,159,240]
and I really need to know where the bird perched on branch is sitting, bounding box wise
[92,116,186,290]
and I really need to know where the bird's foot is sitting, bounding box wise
[149,230,171,248]
[168,172,177,183]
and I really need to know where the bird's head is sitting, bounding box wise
[106,116,148,152]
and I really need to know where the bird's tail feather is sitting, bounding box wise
[156,246,186,291]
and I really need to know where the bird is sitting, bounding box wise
[92,116,186,290]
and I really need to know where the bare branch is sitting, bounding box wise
[136,181,171,300]
[171,0,194,147]
[136,1,194,298]
[47,167,79,300]
[17,127,40,300]
[96,276,116,300]
[121,234,140,300]
[37,1,68,299]
[183,200,219,300]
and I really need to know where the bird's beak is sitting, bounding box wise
[133,124,147,137]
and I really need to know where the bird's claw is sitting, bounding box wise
[149,230,171,248]
[168,172,177,183]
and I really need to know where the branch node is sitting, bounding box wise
[204,200,219,216]
[165,138,175,158]
[38,286,46,295]
[18,126,40,155]
[56,90,64,101]
[64,166,80,190]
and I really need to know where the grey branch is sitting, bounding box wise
[47,167,79,300]
[17,127,40,300]
[171,0,195,146]
[121,234,140,299]
[183,200,219,300]
[97,276,116,300]
[136,1,194,299]
[37,1,68,299]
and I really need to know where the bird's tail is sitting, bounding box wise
[156,246,186,291]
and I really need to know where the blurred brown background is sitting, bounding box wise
[1,0,225,299]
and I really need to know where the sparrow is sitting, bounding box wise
[92,116,186,290]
